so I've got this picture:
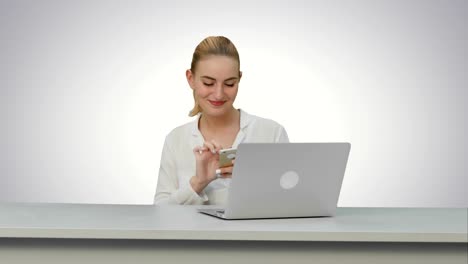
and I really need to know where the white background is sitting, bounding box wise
[1,0,467,207]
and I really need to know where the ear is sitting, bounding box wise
[239,71,243,81]
[186,69,195,90]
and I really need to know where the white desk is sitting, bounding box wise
[0,203,466,264]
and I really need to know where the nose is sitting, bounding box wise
[214,84,224,99]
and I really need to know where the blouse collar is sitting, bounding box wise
[190,109,252,138]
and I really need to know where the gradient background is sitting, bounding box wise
[1,0,466,207]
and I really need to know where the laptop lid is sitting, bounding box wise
[223,143,351,219]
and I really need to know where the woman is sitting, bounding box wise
[154,36,289,205]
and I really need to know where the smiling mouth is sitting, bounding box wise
[209,100,226,106]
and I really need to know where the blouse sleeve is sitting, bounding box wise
[275,125,290,143]
[153,136,208,205]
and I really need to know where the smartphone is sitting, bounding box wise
[218,148,237,168]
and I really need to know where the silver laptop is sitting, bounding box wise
[198,142,351,219]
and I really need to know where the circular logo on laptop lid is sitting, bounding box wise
[280,170,300,190]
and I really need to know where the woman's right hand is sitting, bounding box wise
[190,140,232,194]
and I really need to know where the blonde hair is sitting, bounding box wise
[188,36,240,117]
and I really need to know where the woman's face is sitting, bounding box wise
[187,55,241,117]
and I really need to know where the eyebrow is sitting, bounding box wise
[201,76,238,82]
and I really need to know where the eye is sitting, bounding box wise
[225,83,235,87]
[203,83,214,87]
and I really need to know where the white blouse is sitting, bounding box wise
[154,109,289,205]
